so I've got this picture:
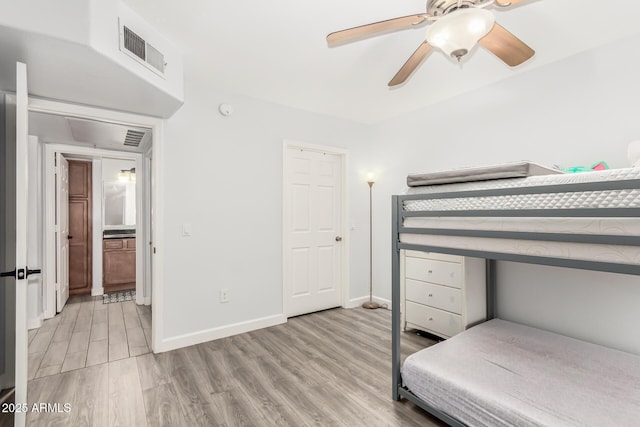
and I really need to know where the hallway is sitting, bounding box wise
[28,296,152,379]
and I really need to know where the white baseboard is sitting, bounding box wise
[91,287,104,296]
[158,313,287,353]
[345,295,391,309]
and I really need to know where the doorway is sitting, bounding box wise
[282,141,349,317]
[67,159,93,297]
[23,96,163,355]
[24,108,158,377]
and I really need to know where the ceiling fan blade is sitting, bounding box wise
[478,23,534,67]
[327,14,428,46]
[388,42,433,87]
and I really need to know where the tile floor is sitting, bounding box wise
[27,295,152,379]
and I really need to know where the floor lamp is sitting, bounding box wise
[363,174,380,309]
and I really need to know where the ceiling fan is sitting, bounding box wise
[327,0,536,86]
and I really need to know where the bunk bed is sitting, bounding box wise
[391,164,640,427]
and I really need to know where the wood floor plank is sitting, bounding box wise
[170,363,221,426]
[66,364,109,427]
[27,352,45,380]
[27,369,64,426]
[108,342,129,362]
[38,315,61,333]
[52,321,74,343]
[142,383,187,427]
[90,322,108,342]
[123,312,141,330]
[39,341,69,369]
[209,387,267,427]
[92,309,107,324]
[86,340,109,367]
[28,330,54,354]
[107,304,125,328]
[196,348,239,394]
[67,331,90,353]
[137,306,152,329]
[108,358,147,427]
[126,328,149,357]
[233,357,310,426]
[28,328,38,345]
[73,314,93,333]
[135,353,172,391]
[61,351,87,373]
[33,364,62,379]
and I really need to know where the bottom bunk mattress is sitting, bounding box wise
[402,319,640,427]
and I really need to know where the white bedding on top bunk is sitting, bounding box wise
[402,319,640,427]
[401,168,640,265]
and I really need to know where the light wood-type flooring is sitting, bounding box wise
[26,307,445,426]
[27,295,152,380]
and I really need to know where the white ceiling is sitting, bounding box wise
[122,0,640,124]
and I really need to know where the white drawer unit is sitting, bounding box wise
[401,250,486,339]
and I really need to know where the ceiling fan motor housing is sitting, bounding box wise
[427,0,494,17]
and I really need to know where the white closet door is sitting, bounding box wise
[56,153,70,312]
[284,147,343,317]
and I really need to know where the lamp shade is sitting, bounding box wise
[426,8,495,61]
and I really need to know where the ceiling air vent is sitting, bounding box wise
[119,22,166,76]
[124,129,146,147]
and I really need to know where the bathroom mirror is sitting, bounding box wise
[103,181,136,227]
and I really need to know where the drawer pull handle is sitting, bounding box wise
[428,317,433,321]
[428,270,433,274]
[428,293,433,297]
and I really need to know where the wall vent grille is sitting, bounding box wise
[124,130,146,147]
[123,26,146,61]
[120,22,166,77]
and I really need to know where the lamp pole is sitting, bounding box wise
[363,178,380,309]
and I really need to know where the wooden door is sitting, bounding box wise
[68,160,92,295]
[284,147,343,317]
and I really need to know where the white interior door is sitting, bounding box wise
[284,147,343,317]
[0,62,30,427]
[56,153,70,312]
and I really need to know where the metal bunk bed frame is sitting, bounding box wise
[391,178,640,427]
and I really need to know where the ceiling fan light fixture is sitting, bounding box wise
[426,8,495,61]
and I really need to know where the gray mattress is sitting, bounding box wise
[406,161,561,187]
[402,319,640,427]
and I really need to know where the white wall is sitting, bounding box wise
[367,33,640,354]
[160,82,372,341]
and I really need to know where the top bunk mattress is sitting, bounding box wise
[404,167,640,210]
[406,161,561,187]
[399,168,640,267]
[402,319,640,427]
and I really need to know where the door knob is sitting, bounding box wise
[68,235,73,240]
[335,236,342,242]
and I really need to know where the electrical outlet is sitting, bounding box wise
[220,289,230,303]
